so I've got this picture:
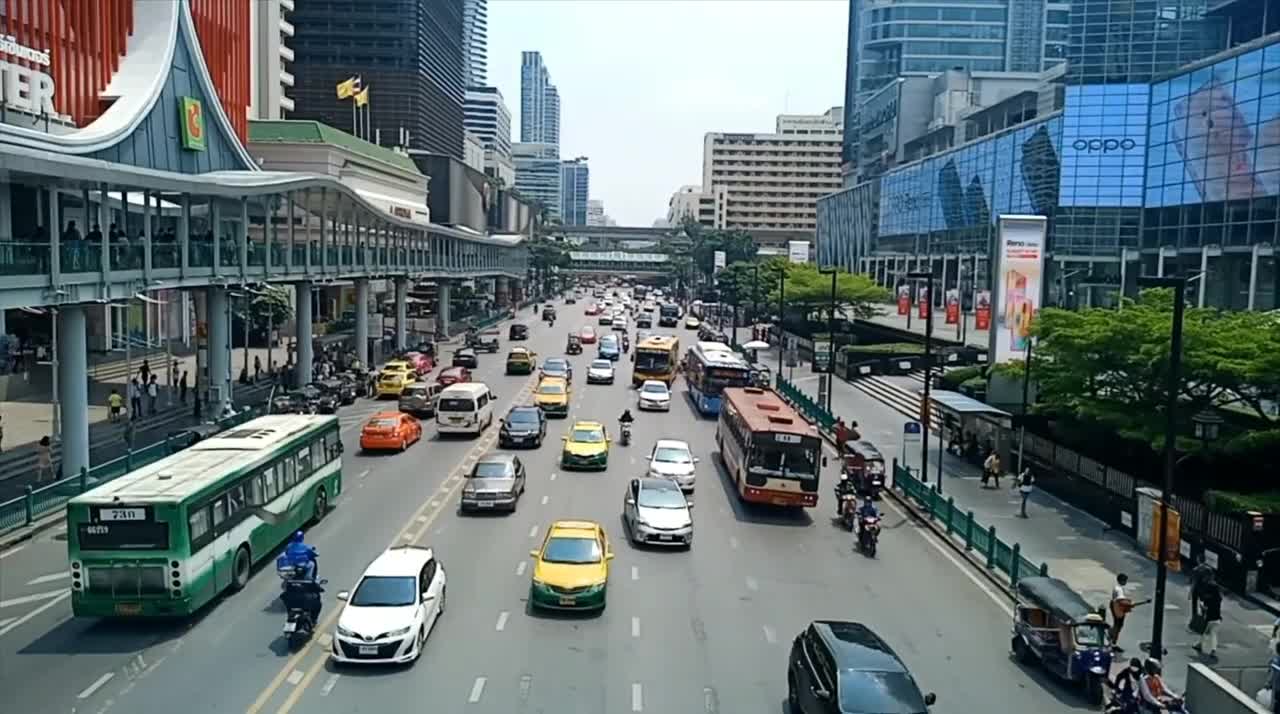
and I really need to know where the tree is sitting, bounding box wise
[527,237,569,296]
[232,285,293,346]
[715,257,889,325]
[1031,288,1280,448]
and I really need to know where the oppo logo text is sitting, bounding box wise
[1072,138,1137,153]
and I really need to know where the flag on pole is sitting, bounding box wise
[335,76,360,99]
[355,86,370,107]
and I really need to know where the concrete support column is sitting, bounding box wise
[354,279,370,367]
[0,183,12,241]
[437,282,452,340]
[57,305,89,477]
[296,282,313,385]
[394,278,408,350]
[495,276,510,307]
[206,287,231,415]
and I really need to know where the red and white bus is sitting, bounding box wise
[716,387,822,508]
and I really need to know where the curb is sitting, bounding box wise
[0,510,63,552]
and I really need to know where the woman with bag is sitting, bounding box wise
[1192,579,1222,659]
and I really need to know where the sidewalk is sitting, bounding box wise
[763,345,1277,690]
[865,307,989,349]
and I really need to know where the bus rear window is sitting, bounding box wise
[76,521,171,551]
[438,398,476,412]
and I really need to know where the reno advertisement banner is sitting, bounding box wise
[945,289,960,325]
[974,290,992,330]
[1145,42,1280,207]
[896,285,910,315]
[990,216,1046,363]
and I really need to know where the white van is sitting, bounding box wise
[436,382,497,436]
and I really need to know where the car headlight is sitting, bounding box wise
[531,579,549,591]
[585,582,605,594]
[338,625,357,638]
[385,626,411,639]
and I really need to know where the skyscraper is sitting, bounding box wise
[560,158,589,225]
[462,0,488,87]
[291,0,466,158]
[520,51,560,147]
[250,0,295,119]
[464,86,515,185]
[513,143,562,219]
[1066,0,1226,86]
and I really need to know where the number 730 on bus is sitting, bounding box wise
[714,387,824,507]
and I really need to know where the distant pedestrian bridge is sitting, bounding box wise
[566,251,669,276]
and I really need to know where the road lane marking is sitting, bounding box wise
[540,495,549,505]
[357,469,369,479]
[631,566,639,581]
[417,515,429,523]
[745,577,758,591]
[762,625,776,644]
[550,473,557,481]
[77,672,115,699]
[528,525,538,538]
[495,611,509,631]
[632,616,640,638]
[319,674,338,697]
[632,683,643,711]
[729,536,739,550]
[0,544,26,559]
[0,591,69,638]
[0,616,13,629]
[317,633,332,648]
[286,670,304,685]
[0,589,66,609]
[26,571,67,586]
[468,676,487,703]
[516,561,527,576]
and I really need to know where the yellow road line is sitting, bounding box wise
[245,375,534,714]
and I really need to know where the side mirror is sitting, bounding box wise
[924,693,937,707]
[561,435,568,441]
[625,497,636,506]
[685,500,694,509]
[643,455,652,460]
[336,591,350,601]
[822,456,828,467]
[693,457,700,464]
[319,578,329,585]
[529,550,539,558]
[421,594,436,605]
[606,552,615,560]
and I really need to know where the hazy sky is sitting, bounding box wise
[488,0,848,226]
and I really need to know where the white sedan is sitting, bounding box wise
[646,439,698,491]
[587,359,616,384]
[332,545,446,665]
[684,316,701,329]
[637,380,672,411]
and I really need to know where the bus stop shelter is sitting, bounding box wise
[922,389,1012,479]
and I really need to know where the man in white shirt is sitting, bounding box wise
[1110,573,1132,652]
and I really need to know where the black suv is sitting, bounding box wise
[788,621,935,714]
[499,406,547,448]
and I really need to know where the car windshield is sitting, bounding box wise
[402,386,428,397]
[350,576,417,607]
[471,461,512,478]
[590,360,613,370]
[654,447,692,464]
[545,360,568,370]
[1075,623,1106,647]
[367,418,399,429]
[636,351,670,371]
[571,428,605,443]
[641,383,668,395]
[638,487,687,509]
[438,398,476,412]
[538,384,565,395]
[542,537,602,564]
[838,671,926,714]
[508,410,539,424]
[601,335,618,345]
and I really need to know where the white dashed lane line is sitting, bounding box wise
[540,495,549,505]
[26,571,68,586]
[631,566,639,581]
[468,676,487,703]
[631,616,640,638]
[495,611,509,632]
[319,673,339,697]
[632,683,644,712]
[516,561,527,576]
[76,672,115,700]
[762,625,777,644]
[528,525,538,538]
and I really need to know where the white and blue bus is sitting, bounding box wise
[685,341,752,415]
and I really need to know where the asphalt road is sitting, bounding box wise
[0,297,1096,714]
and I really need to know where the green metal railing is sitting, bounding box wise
[0,406,267,536]
[894,459,1048,587]
[775,374,837,431]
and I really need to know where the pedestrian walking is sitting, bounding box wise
[1189,555,1215,627]
[1015,467,1033,518]
[982,451,1001,488]
[147,375,159,415]
[140,359,151,385]
[36,436,52,482]
[254,355,262,383]
[179,370,189,404]
[1109,573,1133,652]
[0,414,5,453]
[108,388,124,422]
[1193,579,1223,659]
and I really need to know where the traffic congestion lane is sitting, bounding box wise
[0,305,570,714]
[271,313,1095,714]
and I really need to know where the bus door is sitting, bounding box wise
[207,494,235,591]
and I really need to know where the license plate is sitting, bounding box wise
[358,645,378,655]
[282,622,297,633]
[558,597,576,606]
[658,534,673,541]
[450,417,462,423]
[115,602,141,615]
[477,501,494,508]
[772,497,791,506]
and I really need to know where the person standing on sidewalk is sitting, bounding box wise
[1015,467,1033,518]
[1193,578,1222,660]
[1109,573,1133,653]
[982,451,1001,488]
[147,375,159,415]
[254,355,262,383]
[140,359,150,386]
[36,436,52,482]
[1189,555,1215,627]
[179,370,189,404]
[129,377,143,419]
[108,388,124,423]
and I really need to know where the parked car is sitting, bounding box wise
[299,384,339,414]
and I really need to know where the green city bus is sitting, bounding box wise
[66,414,343,617]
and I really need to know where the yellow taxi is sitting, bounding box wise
[376,360,416,397]
[533,376,571,418]
[528,520,614,611]
[505,347,537,375]
[559,420,610,470]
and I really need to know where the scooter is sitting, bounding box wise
[281,578,327,649]
[275,552,318,591]
[858,516,881,557]
[620,422,632,446]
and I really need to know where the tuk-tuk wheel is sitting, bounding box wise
[1010,635,1032,664]
[1086,674,1105,705]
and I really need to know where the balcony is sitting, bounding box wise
[279,70,295,88]
[279,44,295,62]
[279,18,294,36]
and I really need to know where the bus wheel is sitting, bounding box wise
[312,488,329,523]
[231,546,251,591]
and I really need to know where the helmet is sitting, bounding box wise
[1144,658,1162,675]
[291,530,305,544]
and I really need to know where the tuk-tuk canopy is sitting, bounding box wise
[842,440,884,462]
[567,333,581,344]
[1016,577,1097,624]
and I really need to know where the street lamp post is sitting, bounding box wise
[776,264,786,348]
[751,263,760,335]
[1136,275,1187,659]
[908,270,935,488]
[819,267,838,412]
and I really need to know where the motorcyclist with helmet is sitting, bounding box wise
[1138,659,1183,712]
[619,409,635,445]
[1106,658,1143,713]
[283,530,318,581]
[856,497,880,549]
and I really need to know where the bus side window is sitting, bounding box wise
[281,458,295,490]
[310,440,324,470]
[263,466,280,501]
[227,485,246,516]
[296,448,312,481]
[250,471,266,505]
[325,432,341,462]
[189,507,211,546]
[211,495,228,528]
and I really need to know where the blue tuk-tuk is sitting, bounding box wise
[1011,576,1111,704]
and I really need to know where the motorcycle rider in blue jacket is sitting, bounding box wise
[283,531,318,581]
[856,498,879,545]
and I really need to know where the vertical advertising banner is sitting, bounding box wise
[989,215,1047,362]
[945,289,960,325]
[713,250,726,273]
[896,285,910,315]
[916,286,929,319]
[974,290,992,330]
[787,241,811,264]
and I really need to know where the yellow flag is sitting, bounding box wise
[335,77,358,99]
[355,86,370,107]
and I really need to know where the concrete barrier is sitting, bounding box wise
[1186,663,1271,713]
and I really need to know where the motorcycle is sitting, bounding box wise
[620,422,632,446]
[1105,690,1138,714]
[857,516,881,557]
[282,578,327,649]
[275,551,318,591]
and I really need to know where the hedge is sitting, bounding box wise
[839,342,922,356]
[1204,489,1280,514]
[938,366,983,390]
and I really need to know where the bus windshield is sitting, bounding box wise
[749,441,819,479]
[698,366,750,395]
[660,305,679,317]
[635,350,671,372]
